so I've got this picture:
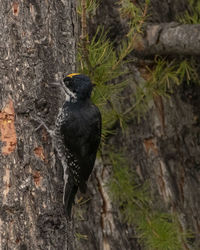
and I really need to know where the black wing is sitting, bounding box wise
[61,101,101,185]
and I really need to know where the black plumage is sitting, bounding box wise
[58,74,101,217]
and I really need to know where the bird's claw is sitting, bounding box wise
[31,115,54,136]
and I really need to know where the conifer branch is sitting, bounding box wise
[112,1,148,71]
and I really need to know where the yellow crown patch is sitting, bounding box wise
[66,73,80,78]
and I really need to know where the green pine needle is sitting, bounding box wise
[108,151,191,250]
[177,0,200,24]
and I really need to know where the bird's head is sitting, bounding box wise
[62,73,93,101]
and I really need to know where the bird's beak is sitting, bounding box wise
[49,81,61,87]
[66,73,80,78]
[92,83,96,88]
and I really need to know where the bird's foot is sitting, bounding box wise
[31,115,54,137]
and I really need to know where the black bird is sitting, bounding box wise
[55,73,101,218]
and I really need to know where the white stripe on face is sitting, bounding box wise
[60,79,77,102]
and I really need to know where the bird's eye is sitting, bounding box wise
[63,77,72,88]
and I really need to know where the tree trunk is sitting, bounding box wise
[0,0,77,249]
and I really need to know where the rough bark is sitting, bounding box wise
[0,0,77,249]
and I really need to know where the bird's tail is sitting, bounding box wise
[64,182,78,218]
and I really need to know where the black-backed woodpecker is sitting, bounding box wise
[55,73,101,218]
